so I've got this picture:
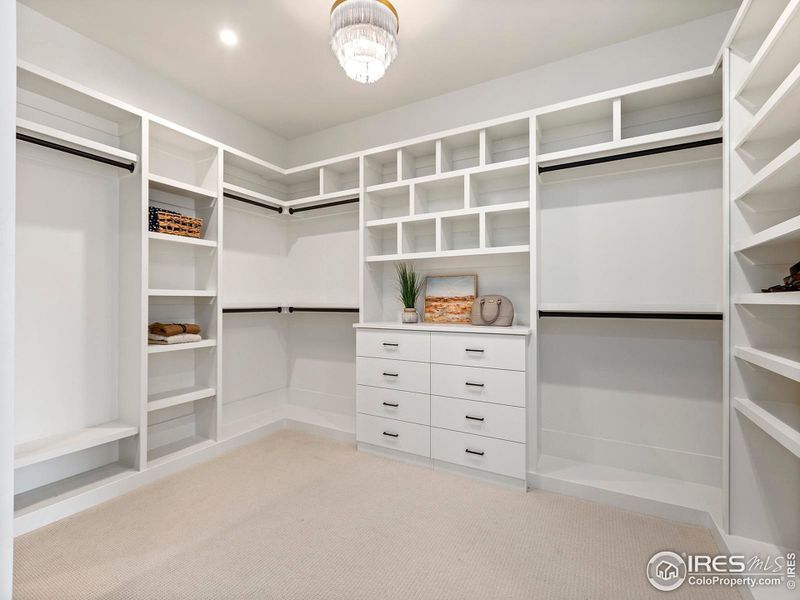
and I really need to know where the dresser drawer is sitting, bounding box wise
[431,428,525,479]
[357,357,430,394]
[357,329,430,362]
[357,386,430,425]
[357,414,430,457]
[431,363,525,407]
[431,396,525,442]
[430,332,526,371]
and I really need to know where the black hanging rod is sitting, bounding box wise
[223,306,358,314]
[288,197,360,215]
[17,132,136,173]
[223,191,283,213]
[288,307,359,313]
[537,137,723,174]
[538,310,723,321]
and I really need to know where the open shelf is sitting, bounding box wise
[147,386,217,412]
[16,118,139,166]
[15,422,138,469]
[365,245,529,263]
[735,292,800,305]
[14,462,136,517]
[149,174,217,201]
[736,0,800,107]
[734,346,800,383]
[534,454,722,525]
[537,120,721,167]
[735,62,800,160]
[734,397,800,459]
[148,289,217,297]
[222,182,283,210]
[147,435,215,468]
[147,339,217,354]
[734,214,800,253]
[734,137,800,201]
[148,232,217,249]
[539,303,723,314]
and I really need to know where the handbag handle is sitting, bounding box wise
[479,298,502,325]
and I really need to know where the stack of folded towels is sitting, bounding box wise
[148,322,202,345]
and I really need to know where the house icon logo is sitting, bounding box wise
[647,551,687,591]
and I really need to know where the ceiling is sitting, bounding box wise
[21,0,740,139]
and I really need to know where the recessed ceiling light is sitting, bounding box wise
[219,29,238,47]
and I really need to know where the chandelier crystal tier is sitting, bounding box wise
[330,0,399,84]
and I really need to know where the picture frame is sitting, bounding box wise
[423,274,477,324]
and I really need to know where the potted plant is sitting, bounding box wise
[396,263,423,323]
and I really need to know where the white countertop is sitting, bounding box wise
[353,321,532,336]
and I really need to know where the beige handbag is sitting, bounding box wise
[471,295,514,326]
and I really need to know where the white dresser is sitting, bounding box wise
[355,323,530,487]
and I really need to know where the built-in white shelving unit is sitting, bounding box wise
[13,21,797,582]
[727,0,800,580]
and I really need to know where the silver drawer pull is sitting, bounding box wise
[465,448,484,456]
[465,348,484,353]
[383,402,399,408]
[465,415,484,422]
[383,431,399,438]
[382,342,399,347]
[465,382,484,387]
[382,372,399,377]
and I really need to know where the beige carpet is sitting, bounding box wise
[15,430,738,600]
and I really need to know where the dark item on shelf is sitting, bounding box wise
[148,206,203,238]
[149,322,201,337]
[471,295,514,326]
[761,261,800,293]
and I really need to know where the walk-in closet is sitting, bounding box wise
[3,2,798,599]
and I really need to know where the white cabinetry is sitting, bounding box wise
[355,325,529,485]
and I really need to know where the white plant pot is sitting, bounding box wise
[401,308,419,323]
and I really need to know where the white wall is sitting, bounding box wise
[1,0,16,595]
[16,2,287,166]
[287,10,737,165]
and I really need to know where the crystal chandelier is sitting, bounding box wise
[330,0,399,84]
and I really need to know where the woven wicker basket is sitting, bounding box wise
[151,208,203,238]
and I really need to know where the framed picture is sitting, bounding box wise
[424,274,477,324]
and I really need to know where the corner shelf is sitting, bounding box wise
[149,174,217,201]
[147,339,217,354]
[16,118,139,165]
[15,422,139,469]
[734,346,800,383]
[733,397,800,459]
[222,182,283,209]
[147,232,217,249]
[147,386,217,412]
